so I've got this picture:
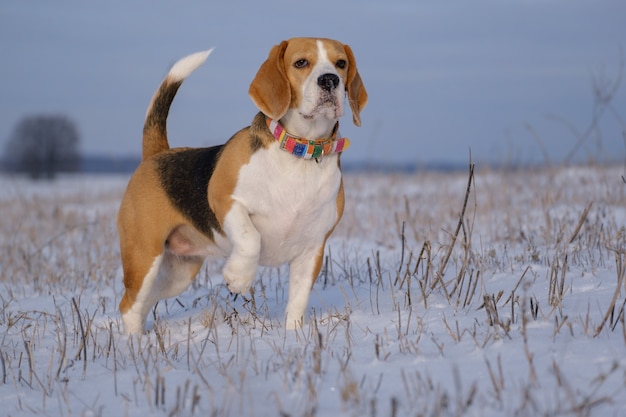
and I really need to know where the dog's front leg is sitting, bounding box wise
[221,201,261,294]
[284,246,325,329]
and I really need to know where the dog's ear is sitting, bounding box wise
[249,41,291,120]
[344,44,368,127]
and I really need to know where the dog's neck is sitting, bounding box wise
[266,116,349,161]
[279,109,338,141]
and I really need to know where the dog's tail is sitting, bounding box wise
[142,49,214,160]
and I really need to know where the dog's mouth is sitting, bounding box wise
[320,90,339,104]
[301,104,339,120]
[300,95,341,120]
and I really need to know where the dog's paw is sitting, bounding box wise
[284,316,304,330]
[222,259,257,294]
[122,310,146,335]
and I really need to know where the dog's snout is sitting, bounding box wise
[317,73,340,91]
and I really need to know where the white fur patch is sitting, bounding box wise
[168,48,214,82]
[233,148,340,266]
[316,39,329,61]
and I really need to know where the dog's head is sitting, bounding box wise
[249,37,368,128]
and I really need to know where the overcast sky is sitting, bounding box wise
[1,1,625,167]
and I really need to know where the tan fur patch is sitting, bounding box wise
[208,129,255,226]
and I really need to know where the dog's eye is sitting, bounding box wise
[336,59,347,69]
[294,59,309,69]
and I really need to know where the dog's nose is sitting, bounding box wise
[317,73,340,91]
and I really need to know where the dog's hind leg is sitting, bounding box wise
[119,252,165,334]
[120,252,204,334]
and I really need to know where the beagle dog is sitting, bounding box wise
[117,37,367,334]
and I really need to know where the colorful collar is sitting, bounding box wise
[266,117,350,161]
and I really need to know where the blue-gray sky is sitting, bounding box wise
[1,1,625,167]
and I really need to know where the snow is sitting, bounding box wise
[1,165,626,416]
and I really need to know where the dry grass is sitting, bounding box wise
[1,164,626,416]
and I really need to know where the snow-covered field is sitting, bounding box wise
[1,164,626,416]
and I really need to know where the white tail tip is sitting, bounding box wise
[167,48,214,82]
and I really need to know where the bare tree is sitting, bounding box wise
[526,48,625,166]
[4,114,81,179]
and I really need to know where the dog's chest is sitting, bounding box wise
[233,147,342,264]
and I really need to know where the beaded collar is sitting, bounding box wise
[266,117,350,161]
